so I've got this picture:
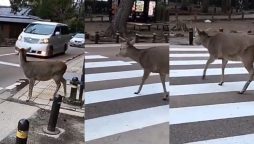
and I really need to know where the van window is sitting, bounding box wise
[61,26,69,35]
[54,26,61,35]
[24,24,55,35]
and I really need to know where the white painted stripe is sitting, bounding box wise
[171,67,247,77]
[5,82,21,90]
[171,48,207,51]
[85,61,133,68]
[170,101,254,125]
[85,55,108,59]
[0,87,3,91]
[86,70,158,82]
[85,105,169,141]
[86,83,170,104]
[170,81,253,96]
[86,43,169,48]
[186,134,254,144]
[0,53,16,57]
[85,51,88,53]
[0,61,19,67]
[170,53,210,57]
[170,45,204,48]
[170,60,241,65]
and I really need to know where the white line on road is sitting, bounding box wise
[5,82,21,90]
[86,43,169,48]
[85,61,133,68]
[0,61,19,67]
[86,83,170,104]
[0,53,17,57]
[170,101,254,125]
[170,81,254,96]
[85,55,108,59]
[86,70,158,82]
[170,60,241,65]
[171,67,247,77]
[186,134,254,144]
[85,105,169,141]
[170,53,210,57]
[170,48,207,51]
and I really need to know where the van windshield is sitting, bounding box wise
[24,23,55,35]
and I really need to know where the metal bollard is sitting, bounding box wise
[135,33,139,43]
[116,32,120,43]
[152,33,156,43]
[219,28,223,32]
[189,28,193,45]
[16,119,29,144]
[69,77,80,101]
[43,95,62,135]
[164,33,169,43]
[95,32,99,44]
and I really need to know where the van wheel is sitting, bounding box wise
[63,44,68,54]
[47,47,54,58]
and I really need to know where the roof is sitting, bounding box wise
[0,6,42,24]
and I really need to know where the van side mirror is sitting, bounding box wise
[55,31,60,35]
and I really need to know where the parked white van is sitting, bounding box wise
[15,21,71,57]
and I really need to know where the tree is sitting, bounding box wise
[105,0,135,37]
[201,0,209,13]
[222,0,232,13]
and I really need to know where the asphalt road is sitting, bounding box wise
[85,43,169,144]
[0,46,84,94]
[170,45,254,144]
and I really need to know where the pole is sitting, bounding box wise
[16,119,29,144]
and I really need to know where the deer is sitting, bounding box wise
[116,38,169,100]
[194,28,254,94]
[16,48,67,102]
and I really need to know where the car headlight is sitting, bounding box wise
[39,38,49,44]
[18,35,22,41]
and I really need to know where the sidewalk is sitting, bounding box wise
[0,53,85,143]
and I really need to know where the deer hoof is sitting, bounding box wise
[49,98,53,101]
[162,95,169,101]
[218,82,224,86]
[202,76,206,80]
[238,91,245,94]
[134,92,139,94]
[25,99,30,102]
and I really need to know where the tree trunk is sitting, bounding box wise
[105,0,135,37]
[222,0,231,13]
[201,0,209,13]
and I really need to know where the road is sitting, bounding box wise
[170,45,254,144]
[85,43,169,144]
[0,46,84,94]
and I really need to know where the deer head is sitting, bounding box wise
[116,38,136,57]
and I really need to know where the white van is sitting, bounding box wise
[15,21,71,57]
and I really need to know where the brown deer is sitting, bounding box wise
[16,48,67,101]
[195,28,254,94]
[116,38,169,100]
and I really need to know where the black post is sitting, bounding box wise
[152,33,156,43]
[116,32,120,43]
[219,28,223,32]
[16,119,29,144]
[164,33,168,43]
[79,57,85,106]
[43,95,62,135]
[135,33,139,43]
[189,28,193,45]
[69,77,79,101]
[95,31,99,44]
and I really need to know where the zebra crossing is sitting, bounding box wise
[84,45,169,144]
[170,45,254,144]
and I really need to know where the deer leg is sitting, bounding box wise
[239,59,254,94]
[51,78,61,101]
[27,79,35,102]
[203,56,215,80]
[60,77,67,97]
[135,70,150,94]
[218,59,228,86]
[159,73,169,101]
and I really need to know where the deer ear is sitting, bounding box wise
[26,48,31,52]
[127,39,135,46]
[119,36,126,42]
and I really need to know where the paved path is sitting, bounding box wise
[85,43,169,144]
[170,45,254,144]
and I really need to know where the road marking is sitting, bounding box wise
[5,82,21,90]
[0,53,16,57]
[171,67,247,77]
[86,70,158,82]
[170,81,254,96]
[170,101,254,125]
[86,61,133,68]
[170,53,210,57]
[86,43,169,48]
[86,83,170,104]
[170,60,241,65]
[186,134,254,144]
[170,45,204,48]
[0,61,19,67]
[85,55,108,59]
[85,105,169,141]
[171,48,207,51]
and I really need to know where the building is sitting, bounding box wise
[0,6,42,39]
